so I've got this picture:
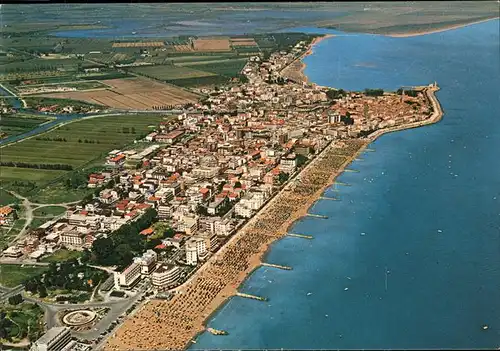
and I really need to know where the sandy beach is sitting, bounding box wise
[281,34,334,84]
[386,16,499,38]
[103,84,443,351]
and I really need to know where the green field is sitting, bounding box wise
[40,249,82,263]
[184,58,248,77]
[17,80,109,94]
[32,206,66,217]
[1,114,163,180]
[166,75,231,88]
[0,219,25,250]
[130,64,216,80]
[0,264,47,288]
[0,114,52,140]
[0,190,18,206]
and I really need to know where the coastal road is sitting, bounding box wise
[0,284,24,302]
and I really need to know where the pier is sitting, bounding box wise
[334,181,351,187]
[364,148,375,152]
[354,157,364,161]
[344,169,359,173]
[236,292,268,301]
[287,233,314,239]
[319,196,338,201]
[306,213,328,219]
[261,263,293,270]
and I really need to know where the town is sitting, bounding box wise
[1,39,436,351]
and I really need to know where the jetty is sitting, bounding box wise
[306,213,328,219]
[344,168,359,173]
[235,292,268,302]
[261,262,293,270]
[364,148,376,152]
[287,233,313,239]
[354,157,364,161]
[319,196,338,201]
[207,327,228,336]
[334,181,351,186]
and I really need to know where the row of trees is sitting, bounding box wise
[78,139,100,144]
[35,137,67,142]
[0,162,73,170]
[90,208,159,269]
[397,88,419,97]
[326,88,347,100]
[364,88,384,97]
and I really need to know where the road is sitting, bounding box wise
[1,188,81,247]
[0,284,24,302]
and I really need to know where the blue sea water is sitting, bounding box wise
[190,19,500,349]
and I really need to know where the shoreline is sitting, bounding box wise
[104,86,444,351]
[188,87,444,348]
[386,16,499,38]
[281,34,334,85]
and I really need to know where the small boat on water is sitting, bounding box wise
[307,292,312,296]
[482,325,489,330]
[207,327,228,336]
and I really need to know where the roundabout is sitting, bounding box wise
[62,310,97,327]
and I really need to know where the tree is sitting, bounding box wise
[38,285,47,298]
[8,294,23,305]
[234,181,242,189]
[278,172,289,184]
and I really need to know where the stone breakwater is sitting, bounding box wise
[103,86,443,351]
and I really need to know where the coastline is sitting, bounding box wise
[386,16,499,38]
[104,85,444,351]
[281,34,334,84]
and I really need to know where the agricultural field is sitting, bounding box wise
[0,190,18,206]
[192,37,231,52]
[112,41,165,48]
[0,114,53,140]
[36,77,200,110]
[16,80,110,95]
[130,64,216,80]
[0,114,165,185]
[179,58,248,77]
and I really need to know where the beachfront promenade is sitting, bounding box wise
[103,86,443,351]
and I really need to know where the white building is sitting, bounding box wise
[151,264,181,290]
[185,237,206,265]
[30,327,72,351]
[114,262,141,290]
[133,249,158,275]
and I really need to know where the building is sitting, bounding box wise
[30,327,72,351]
[114,262,141,290]
[59,230,87,248]
[133,249,158,275]
[185,237,207,265]
[0,206,15,226]
[151,264,181,290]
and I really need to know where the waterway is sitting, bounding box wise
[190,20,500,349]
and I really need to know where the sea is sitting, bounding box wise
[190,20,500,349]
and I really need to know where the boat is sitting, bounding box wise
[207,327,228,336]
[482,325,489,330]
[307,292,312,296]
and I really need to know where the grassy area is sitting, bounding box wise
[1,114,164,202]
[0,302,45,344]
[32,206,66,217]
[166,75,231,88]
[40,249,82,263]
[0,264,48,288]
[130,64,216,80]
[184,58,248,77]
[0,114,53,140]
[1,114,163,175]
[0,219,25,251]
[0,189,18,206]
[17,80,110,94]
